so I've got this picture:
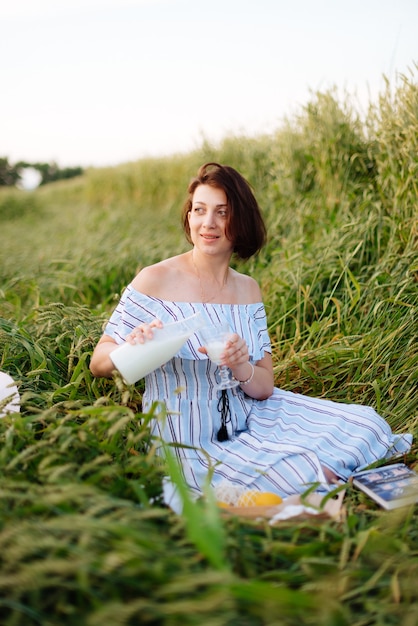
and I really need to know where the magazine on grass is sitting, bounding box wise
[352,463,418,510]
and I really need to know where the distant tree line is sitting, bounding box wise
[0,157,84,186]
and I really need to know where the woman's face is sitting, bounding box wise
[188,184,233,255]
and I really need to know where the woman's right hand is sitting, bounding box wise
[90,319,163,378]
[126,319,163,345]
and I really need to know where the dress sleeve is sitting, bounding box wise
[247,303,271,362]
[103,285,160,344]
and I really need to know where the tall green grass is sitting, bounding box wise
[0,69,417,624]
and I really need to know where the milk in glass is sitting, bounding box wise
[205,341,226,364]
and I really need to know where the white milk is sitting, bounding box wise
[109,313,202,385]
[205,340,225,365]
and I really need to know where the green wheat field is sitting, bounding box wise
[0,72,417,625]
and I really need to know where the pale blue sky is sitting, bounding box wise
[1,0,417,167]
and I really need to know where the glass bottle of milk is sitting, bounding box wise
[109,313,202,384]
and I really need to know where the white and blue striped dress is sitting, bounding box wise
[105,286,412,498]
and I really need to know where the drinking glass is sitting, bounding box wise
[199,323,239,390]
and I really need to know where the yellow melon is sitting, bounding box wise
[237,491,283,507]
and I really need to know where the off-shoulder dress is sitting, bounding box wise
[104,286,412,499]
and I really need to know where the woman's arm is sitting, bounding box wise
[229,351,274,401]
[90,320,163,378]
[225,279,273,399]
[89,335,118,378]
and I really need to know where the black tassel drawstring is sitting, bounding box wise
[216,389,231,442]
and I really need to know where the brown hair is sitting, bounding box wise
[181,162,267,260]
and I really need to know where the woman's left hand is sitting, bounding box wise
[197,332,249,367]
[198,331,274,400]
[223,333,249,369]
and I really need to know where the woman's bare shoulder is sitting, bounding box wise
[231,269,263,304]
[131,254,189,297]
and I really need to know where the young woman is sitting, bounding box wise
[90,163,411,501]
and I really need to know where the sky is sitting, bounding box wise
[1,0,417,168]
